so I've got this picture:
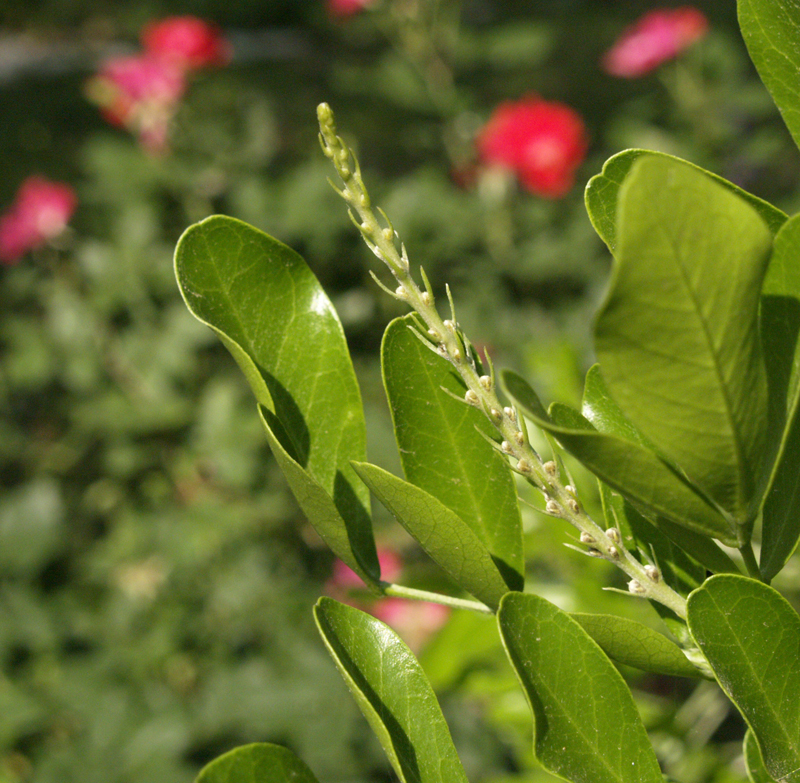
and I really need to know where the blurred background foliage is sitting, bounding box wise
[1,1,800,782]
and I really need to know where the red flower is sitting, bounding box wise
[329,549,403,588]
[86,54,186,153]
[142,16,231,71]
[477,96,588,198]
[602,7,708,78]
[327,0,373,19]
[370,598,450,652]
[0,176,77,264]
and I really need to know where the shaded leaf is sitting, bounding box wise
[497,592,663,783]
[314,597,469,783]
[745,729,779,783]
[760,215,800,579]
[739,0,800,153]
[526,399,734,544]
[382,315,523,587]
[570,612,703,678]
[175,216,378,583]
[352,461,516,608]
[585,150,786,255]
[596,155,772,533]
[195,743,320,783]
[587,366,739,576]
[687,575,800,782]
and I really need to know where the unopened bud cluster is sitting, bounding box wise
[318,103,689,623]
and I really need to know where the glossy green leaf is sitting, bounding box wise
[524,398,734,544]
[497,593,663,783]
[195,743,320,783]
[760,215,800,579]
[314,597,469,783]
[382,315,523,587]
[596,155,772,532]
[175,216,378,583]
[739,0,800,153]
[352,461,515,608]
[687,574,800,783]
[587,366,739,576]
[570,612,702,678]
[585,149,786,255]
[745,730,779,783]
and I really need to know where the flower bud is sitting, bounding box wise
[501,441,513,454]
[579,531,595,544]
[628,579,647,595]
[605,527,620,543]
[465,390,479,406]
[503,406,517,422]
[420,291,431,306]
[607,546,619,560]
[543,461,557,476]
[545,500,561,515]
[395,285,408,300]
[644,564,661,582]
[490,408,502,420]
[567,498,580,514]
[517,458,532,473]
[514,431,525,445]
[479,375,492,391]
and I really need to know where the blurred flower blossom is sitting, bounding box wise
[86,54,186,153]
[476,96,588,198]
[142,16,231,71]
[0,176,77,264]
[601,7,708,78]
[327,0,373,19]
[330,548,403,588]
[370,598,450,652]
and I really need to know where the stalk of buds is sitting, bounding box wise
[317,102,688,621]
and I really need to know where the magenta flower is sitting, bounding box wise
[86,54,186,153]
[0,176,77,264]
[141,16,231,71]
[327,0,373,19]
[370,598,450,652]
[602,7,709,78]
[330,549,403,588]
[476,95,588,198]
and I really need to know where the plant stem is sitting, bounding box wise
[318,103,688,621]
[739,541,762,581]
[382,583,494,614]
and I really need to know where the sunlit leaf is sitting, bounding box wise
[195,743,320,783]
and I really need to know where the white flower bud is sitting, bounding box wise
[644,564,661,582]
[543,461,557,476]
[420,291,432,306]
[565,484,577,496]
[465,390,480,405]
[514,431,525,445]
[503,406,517,422]
[608,546,619,559]
[628,579,647,595]
[579,532,595,544]
[567,498,580,514]
[545,500,561,515]
[501,441,513,454]
[490,408,502,420]
[443,319,456,332]
[479,375,492,391]
[382,227,393,242]
[517,458,532,473]
[605,527,620,543]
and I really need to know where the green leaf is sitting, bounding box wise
[195,743,320,783]
[745,730,779,783]
[526,400,734,544]
[175,216,378,584]
[760,215,800,579]
[314,597,469,783]
[497,593,663,783]
[585,150,786,255]
[382,315,523,587]
[587,366,739,575]
[739,0,800,154]
[687,574,800,783]
[352,462,515,608]
[569,612,703,678]
[596,155,772,533]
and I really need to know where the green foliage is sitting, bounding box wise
[497,593,664,783]
[195,744,320,783]
[688,575,800,783]
[175,216,379,585]
[314,597,470,783]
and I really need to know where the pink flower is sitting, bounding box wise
[476,96,588,198]
[86,54,186,153]
[330,549,403,588]
[0,176,77,264]
[142,16,231,71]
[371,598,450,652]
[602,7,708,78]
[327,0,372,19]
